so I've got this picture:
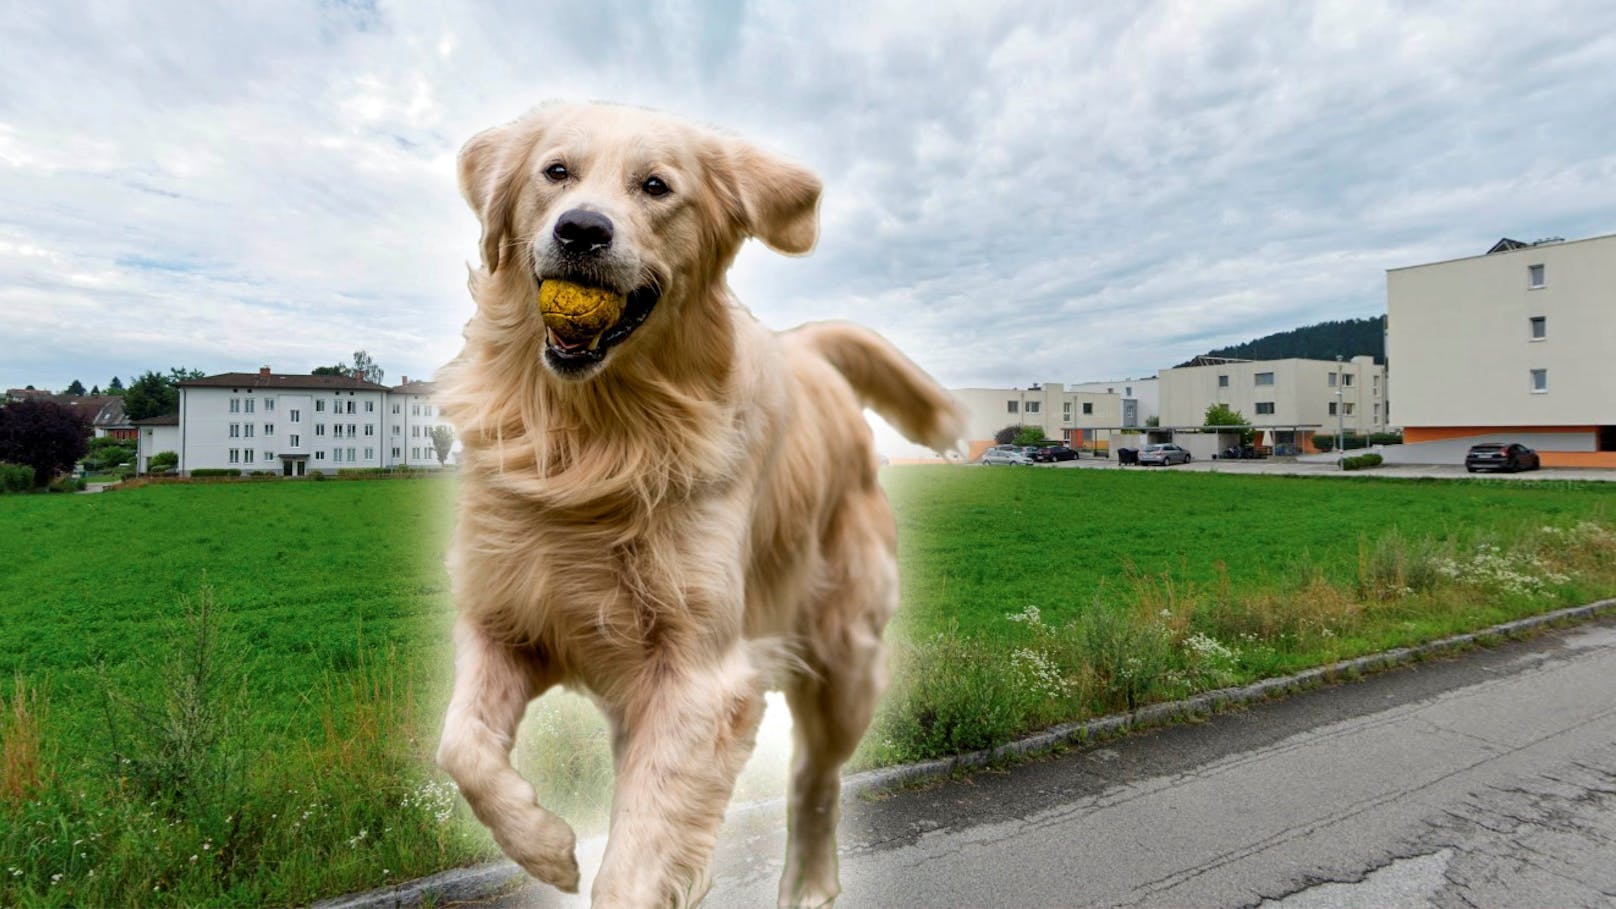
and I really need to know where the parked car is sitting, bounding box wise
[1465,443,1541,473]
[1029,445,1079,463]
[980,447,1034,466]
[1137,443,1191,466]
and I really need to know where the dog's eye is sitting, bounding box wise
[642,175,670,197]
[544,163,570,183]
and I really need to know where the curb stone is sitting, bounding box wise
[312,597,1616,908]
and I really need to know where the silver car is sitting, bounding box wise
[980,447,1034,466]
[1137,443,1191,466]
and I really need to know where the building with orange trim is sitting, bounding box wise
[1387,232,1616,468]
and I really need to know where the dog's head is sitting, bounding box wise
[458,103,821,381]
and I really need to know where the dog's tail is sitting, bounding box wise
[792,321,965,454]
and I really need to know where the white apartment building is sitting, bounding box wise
[1065,377,1159,427]
[1387,232,1616,468]
[951,383,1122,459]
[1157,356,1387,451]
[138,368,461,476]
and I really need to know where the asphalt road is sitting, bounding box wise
[467,617,1616,908]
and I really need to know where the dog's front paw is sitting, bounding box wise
[495,806,581,893]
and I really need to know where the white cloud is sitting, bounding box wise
[2,0,1614,394]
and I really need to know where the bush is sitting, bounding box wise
[114,466,137,481]
[1311,435,1334,452]
[191,468,242,478]
[0,462,34,493]
[1367,432,1404,446]
[1342,452,1384,471]
[148,450,178,473]
[47,476,87,493]
[309,470,326,481]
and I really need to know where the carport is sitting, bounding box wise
[1085,424,1327,459]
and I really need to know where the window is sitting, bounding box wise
[391,447,400,459]
[1218,374,1229,388]
[391,425,400,436]
[264,398,274,412]
[264,423,273,436]
[348,423,357,437]
[229,398,240,413]
[1254,372,1274,386]
[1126,386,1132,396]
[1328,373,1337,387]
[365,400,374,413]
[289,434,300,447]
[392,403,400,415]
[1531,369,1548,393]
[347,447,356,462]
[1026,401,1040,414]
[346,401,355,415]
[1063,401,1073,422]
[315,400,326,413]
[1343,403,1355,415]
[245,398,255,414]
[290,409,300,422]
[411,425,420,438]
[1006,401,1018,414]
[364,447,374,461]
[1530,316,1546,340]
[244,449,255,464]
[411,404,421,416]
[243,424,255,438]
[1529,264,1545,288]
[1082,402,1094,415]
[333,449,342,463]
[1328,402,1338,416]
[314,451,325,460]
[228,448,240,464]
[1373,375,1380,391]
[229,423,240,438]
[412,447,421,459]
[1255,402,1275,415]
[1373,404,1380,421]
[1343,374,1354,387]
[316,424,326,437]
[364,424,375,436]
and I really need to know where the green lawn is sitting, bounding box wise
[3,470,1615,906]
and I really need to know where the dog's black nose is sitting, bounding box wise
[554,209,614,255]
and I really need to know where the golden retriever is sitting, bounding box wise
[434,102,962,908]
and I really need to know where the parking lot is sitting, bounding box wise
[1037,455,1616,482]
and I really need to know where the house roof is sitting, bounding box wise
[132,412,180,426]
[390,380,436,395]
[1487,237,1529,254]
[179,372,389,392]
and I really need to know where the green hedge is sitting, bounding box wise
[0,462,35,493]
[1342,452,1384,471]
[190,468,243,477]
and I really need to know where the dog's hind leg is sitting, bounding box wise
[436,619,580,892]
[591,646,766,908]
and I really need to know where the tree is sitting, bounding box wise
[148,450,179,473]
[429,425,455,466]
[66,380,86,396]
[1204,403,1254,444]
[168,367,205,385]
[0,399,91,486]
[311,364,351,377]
[123,371,177,421]
[1013,425,1047,446]
[84,437,135,471]
[350,350,384,385]
[994,424,1025,445]
[89,385,101,395]
[106,376,126,395]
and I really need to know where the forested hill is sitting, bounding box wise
[1182,316,1385,366]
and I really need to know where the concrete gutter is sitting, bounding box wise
[311,596,1616,909]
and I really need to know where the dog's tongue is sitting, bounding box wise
[546,328,590,352]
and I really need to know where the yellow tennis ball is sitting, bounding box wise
[538,280,626,343]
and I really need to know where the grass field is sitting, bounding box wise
[3,470,1616,905]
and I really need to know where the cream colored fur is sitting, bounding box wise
[434,102,962,908]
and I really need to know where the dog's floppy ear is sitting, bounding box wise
[723,141,822,256]
[458,121,534,273]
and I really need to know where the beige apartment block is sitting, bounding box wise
[1387,232,1616,468]
[951,383,1121,459]
[1157,356,1387,450]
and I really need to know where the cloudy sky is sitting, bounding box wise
[3,0,1615,397]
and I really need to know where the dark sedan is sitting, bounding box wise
[1465,443,1541,473]
[1029,445,1079,463]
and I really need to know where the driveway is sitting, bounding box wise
[462,615,1616,908]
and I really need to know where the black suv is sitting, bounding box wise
[1029,445,1079,462]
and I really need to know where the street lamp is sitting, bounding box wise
[1336,356,1345,469]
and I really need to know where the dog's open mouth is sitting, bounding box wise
[538,278,661,373]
